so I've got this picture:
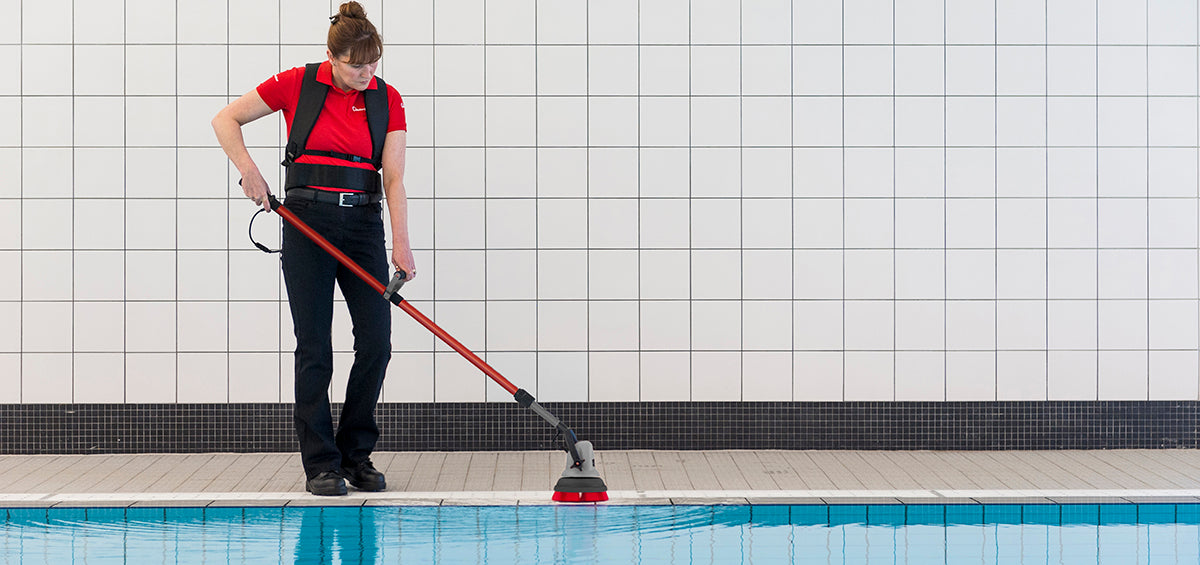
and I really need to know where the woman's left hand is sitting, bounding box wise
[392,245,416,281]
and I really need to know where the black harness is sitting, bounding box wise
[281,62,389,193]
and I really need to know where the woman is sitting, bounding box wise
[212,1,414,496]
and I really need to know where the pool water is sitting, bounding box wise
[2,504,1198,564]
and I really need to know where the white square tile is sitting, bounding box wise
[742,199,792,249]
[536,46,587,95]
[794,199,842,249]
[536,97,587,147]
[229,250,281,302]
[692,249,740,300]
[794,250,843,300]
[946,351,996,400]
[177,301,228,352]
[177,353,228,403]
[894,199,944,249]
[691,351,742,401]
[1047,249,1097,300]
[1047,148,1096,198]
[844,199,893,249]
[1048,0,1095,42]
[1047,47,1097,96]
[997,46,1046,95]
[0,149,16,197]
[843,0,893,42]
[176,0,226,42]
[73,97,124,147]
[588,301,638,351]
[0,99,17,146]
[1149,249,1199,298]
[125,45,176,96]
[1047,299,1097,350]
[1150,299,1199,350]
[692,300,741,350]
[794,148,844,198]
[538,249,588,299]
[794,46,842,95]
[588,97,639,147]
[22,97,72,147]
[996,153,1042,198]
[486,148,537,198]
[382,47,432,97]
[895,250,944,300]
[742,352,792,401]
[640,351,690,401]
[536,0,586,43]
[742,0,791,42]
[946,199,995,249]
[72,251,123,301]
[896,301,944,350]
[177,251,227,301]
[587,0,637,43]
[1149,149,1198,197]
[1150,0,1198,41]
[946,98,995,148]
[1098,249,1148,299]
[230,353,281,402]
[1148,47,1196,96]
[639,300,690,351]
[73,149,124,199]
[434,351,487,401]
[588,47,638,95]
[22,251,71,301]
[434,199,484,250]
[434,97,485,147]
[997,300,1047,350]
[228,302,280,353]
[1098,350,1148,400]
[485,301,536,351]
[1098,0,1148,44]
[1047,199,1097,248]
[588,352,639,401]
[1098,148,1147,198]
[946,46,995,95]
[275,0,325,44]
[640,97,690,147]
[996,0,1045,44]
[690,0,740,43]
[1047,350,1098,400]
[73,0,123,42]
[73,302,123,352]
[844,148,894,198]
[23,199,73,249]
[433,250,485,300]
[1149,351,1199,400]
[742,300,791,350]
[485,46,535,95]
[794,300,843,351]
[794,351,843,401]
[844,351,894,401]
[22,0,70,41]
[588,148,638,197]
[793,1,841,44]
[1098,199,1147,248]
[946,301,996,350]
[895,351,946,401]
[690,45,740,95]
[124,353,176,402]
[385,351,434,402]
[0,252,15,301]
[996,97,1046,147]
[589,250,639,300]
[1150,98,1199,147]
[640,248,690,300]
[179,98,228,149]
[125,97,176,147]
[945,148,995,198]
[895,0,945,42]
[1149,199,1198,248]
[125,302,176,352]
[843,97,893,147]
[483,0,532,43]
[997,250,1046,300]
[1098,97,1148,147]
[73,45,123,96]
[996,199,1046,248]
[637,199,687,249]
[1047,99,1099,149]
[175,199,227,250]
[742,46,790,96]
[844,250,893,300]
[537,198,587,248]
[895,97,945,147]
[640,149,690,198]
[1099,300,1148,349]
[946,250,994,300]
[535,352,588,401]
[690,199,740,248]
[485,199,536,249]
[742,148,791,198]
[1098,47,1148,96]
[21,353,72,403]
[22,302,71,352]
[537,300,587,350]
[793,97,842,147]
[997,350,1047,400]
[434,0,483,42]
[844,300,893,351]
[72,353,124,403]
[637,46,687,96]
[434,148,485,198]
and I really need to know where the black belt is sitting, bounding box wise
[285,188,382,207]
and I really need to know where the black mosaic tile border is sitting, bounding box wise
[0,401,1196,454]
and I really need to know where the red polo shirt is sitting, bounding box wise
[257,61,406,192]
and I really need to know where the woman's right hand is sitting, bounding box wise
[241,169,273,212]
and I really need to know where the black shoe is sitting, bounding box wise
[305,471,348,496]
[342,459,386,492]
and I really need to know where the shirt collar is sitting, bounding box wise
[316,60,379,92]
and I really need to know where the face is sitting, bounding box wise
[328,51,378,91]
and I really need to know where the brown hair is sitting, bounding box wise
[328,2,382,64]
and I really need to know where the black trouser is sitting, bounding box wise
[280,197,391,480]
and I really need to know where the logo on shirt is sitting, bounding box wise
[351,106,366,112]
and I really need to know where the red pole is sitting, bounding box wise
[271,199,520,395]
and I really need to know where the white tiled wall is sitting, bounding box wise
[4,0,1199,404]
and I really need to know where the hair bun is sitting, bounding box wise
[338,1,367,20]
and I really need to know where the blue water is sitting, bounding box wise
[2,504,1199,564]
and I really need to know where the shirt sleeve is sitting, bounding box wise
[386,84,407,132]
[256,67,304,113]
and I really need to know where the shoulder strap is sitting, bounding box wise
[283,63,328,166]
[364,76,389,169]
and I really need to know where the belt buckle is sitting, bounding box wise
[338,192,355,207]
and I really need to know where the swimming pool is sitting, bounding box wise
[2,504,1198,564]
